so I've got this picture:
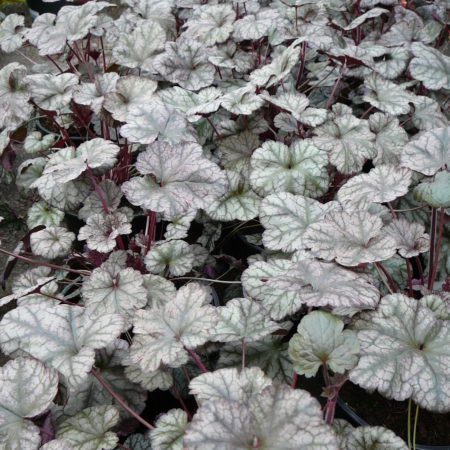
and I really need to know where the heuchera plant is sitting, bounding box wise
[0,0,449,449]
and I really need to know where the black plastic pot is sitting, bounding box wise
[337,398,450,450]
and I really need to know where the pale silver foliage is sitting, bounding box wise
[337,165,412,205]
[23,131,56,154]
[0,358,58,450]
[304,210,397,267]
[130,283,217,372]
[153,39,215,91]
[190,367,272,403]
[184,4,235,46]
[78,210,132,253]
[260,192,338,252]
[289,311,359,377]
[211,297,279,343]
[384,218,429,258]
[313,105,376,174]
[122,141,227,217]
[82,258,147,320]
[350,294,450,412]
[25,73,79,111]
[150,409,187,450]
[250,140,328,197]
[267,259,380,315]
[409,42,450,90]
[345,426,408,450]
[206,171,261,221]
[103,76,158,122]
[56,405,119,450]
[120,100,196,145]
[400,126,450,176]
[184,384,338,449]
[30,226,75,259]
[144,239,195,277]
[0,14,25,53]
[0,63,32,130]
[112,20,166,70]
[0,304,125,388]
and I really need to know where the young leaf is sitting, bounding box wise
[384,218,429,258]
[24,131,56,154]
[130,283,217,372]
[409,42,450,90]
[288,311,359,377]
[400,126,450,176]
[0,304,125,388]
[350,294,450,412]
[304,210,397,267]
[56,405,119,450]
[250,140,328,197]
[206,171,261,221]
[0,357,58,450]
[184,384,339,449]
[211,297,279,343]
[413,171,450,208]
[337,165,412,205]
[189,367,272,403]
[164,210,197,241]
[82,259,147,320]
[30,226,75,259]
[27,201,64,230]
[122,141,227,217]
[150,409,188,450]
[260,192,338,252]
[78,211,132,253]
[313,106,376,174]
[144,240,195,277]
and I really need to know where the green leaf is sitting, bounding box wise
[289,311,359,377]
